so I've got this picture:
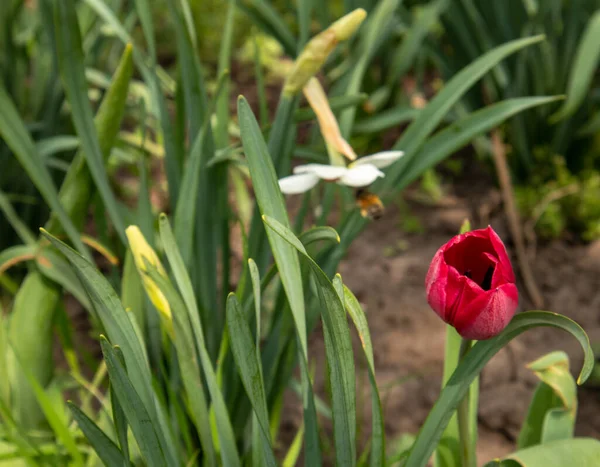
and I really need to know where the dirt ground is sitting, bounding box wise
[279,172,600,465]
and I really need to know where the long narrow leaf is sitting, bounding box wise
[343,285,384,467]
[99,337,166,467]
[0,88,88,257]
[404,311,593,467]
[263,215,356,466]
[386,35,546,187]
[39,231,177,464]
[53,0,126,243]
[550,11,600,122]
[68,403,126,467]
[226,294,276,466]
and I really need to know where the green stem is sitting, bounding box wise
[457,338,475,467]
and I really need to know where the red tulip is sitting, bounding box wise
[425,226,519,340]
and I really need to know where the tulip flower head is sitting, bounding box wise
[425,226,519,340]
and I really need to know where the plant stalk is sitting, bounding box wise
[457,338,475,467]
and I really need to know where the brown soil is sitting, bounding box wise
[286,176,600,465]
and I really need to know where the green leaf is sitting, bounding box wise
[46,40,134,235]
[132,0,156,61]
[404,311,594,467]
[157,215,240,467]
[550,11,600,122]
[263,215,356,466]
[7,272,60,429]
[226,294,276,466]
[484,438,600,467]
[237,96,307,358]
[174,71,228,263]
[68,402,126,467]
[12,356,83,466]
[0,86,88,258]
[298,226,341,246]
[39,230,176,464]
[393,96,564,190]
[0,191,36,245]
[239,0,296,56]
[353,106,419,134]
[343,285,384,467]
[53,0,126,243]
[36,136,79,159]
[517,351,577,448]
[339,0,399,136]
[387,35,546,186]
[36,249,92,312]
[143,264,218,467]
[99,337,166,467]
[111,346,131,463]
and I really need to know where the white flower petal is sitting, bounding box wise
[278,173,320,194]
[339,164,384,187]
[293,163,348,180]
[350,150,405,169]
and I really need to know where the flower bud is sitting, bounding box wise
[283,9,366,95]
[125,226,171,321]
[425,226,518,340]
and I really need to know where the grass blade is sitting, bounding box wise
[39,230,177,464]
[386,35,546,187]
[394,96,564,190]
[262,215,356,466]
[0,87,88,257]
[53,0,126,244]
[145,265,239,467]
[238,96,307,358]
[550,11,600,122]
[343,285,384,467]
[111,346,131,463]
[226,294,276,466]
[99,337,166,467]
[68,402,126,467]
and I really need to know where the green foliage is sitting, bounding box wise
[0,1,597,466]
[420,0,600,239]
[515,156,600,241]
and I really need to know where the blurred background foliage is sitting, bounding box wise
[0,0,600,465]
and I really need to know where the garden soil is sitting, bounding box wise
[276,179,600,465]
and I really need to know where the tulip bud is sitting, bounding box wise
[425,226,519,340]
[283,8,366,95]
[125,226,171,322]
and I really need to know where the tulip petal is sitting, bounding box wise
[350,150,405,169]
[293,163,348,180]
[339,164,384,187]
[278,173,321,194]
[425,249,451,321]
[454,283,519,340]
[486,226,516,282]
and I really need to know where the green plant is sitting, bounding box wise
[417,0,600,239]
[0,0,598,466]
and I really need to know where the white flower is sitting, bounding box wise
[278,150,404,195]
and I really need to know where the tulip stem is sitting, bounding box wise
[457,338,475,467]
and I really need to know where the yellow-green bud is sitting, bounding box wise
[283,8,367,95]
[125,226,171,322]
